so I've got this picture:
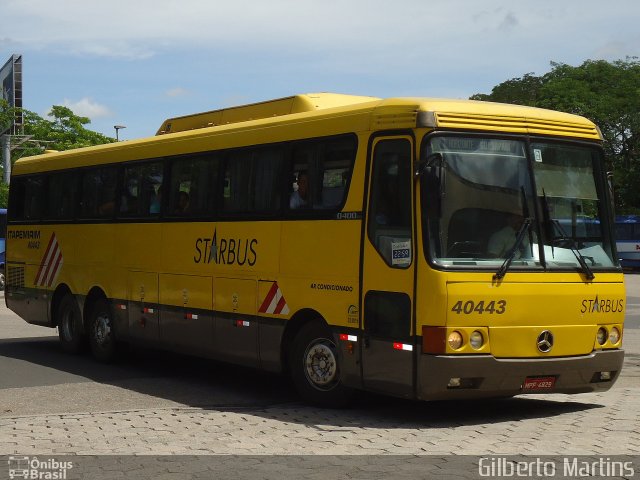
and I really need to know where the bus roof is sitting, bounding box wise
[12,94,602,175]
[156,93,380,135]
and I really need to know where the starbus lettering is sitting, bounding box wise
[580,296,624,314]
[194,228,258,266]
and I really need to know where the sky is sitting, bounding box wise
[1,0,639,140]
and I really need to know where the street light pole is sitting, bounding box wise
[114,125,126,141]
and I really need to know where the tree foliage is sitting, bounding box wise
[471,58,640,213]
[0,104,115,206]
[0,99,19,134]
[19,106,115,155]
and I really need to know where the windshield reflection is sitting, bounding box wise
[421,136,617,271]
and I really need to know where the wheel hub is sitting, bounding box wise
[95,314,111,345]
[304,341,338,389]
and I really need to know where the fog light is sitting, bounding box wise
[470,331,484,350]
[448,331,464,350]
[596,327,607,346]
[600,371,611,381]
[609,327,621,345]
[448,377,461,388]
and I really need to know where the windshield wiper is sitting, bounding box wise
[494,217,532,281]
[549,219,595,280]
[541,190,595,280]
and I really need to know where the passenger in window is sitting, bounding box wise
[290,172,309,209]
[121,179,139,215]
[150,189,162,214]
[175,191,190,214]
[98,199,115,216]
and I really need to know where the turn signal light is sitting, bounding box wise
[470,331,484,350]
[448,331,463,350]
[609,327,621,345]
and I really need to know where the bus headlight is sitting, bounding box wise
[596,327,608,346]
[470,331,484,350]
[448,331,464,350]
[609,327,621,345]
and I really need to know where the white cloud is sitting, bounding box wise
[5,0,640,142]
[165,87,189,98]
[61,97,112,119]
[4,0,635,63]
[592,41,638,60]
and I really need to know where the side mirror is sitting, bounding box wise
[414,153,442,178]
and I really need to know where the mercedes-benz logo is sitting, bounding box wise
[537,330,554,353]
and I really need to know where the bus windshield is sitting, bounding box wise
[421,136,617,271]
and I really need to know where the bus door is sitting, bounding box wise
[361,137,415,397]
[127,271,160,342]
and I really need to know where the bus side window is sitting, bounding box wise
[289,143,315,210]
[80,167,117,219]
[222,147,282,214]
[120,162,163,217]
[253,147,283,212]
[10,176,45,222]
[319,137,356,209]
[7,177,26,221]
[288,136,356,211]
[168,153,219,217]
[222,150,253,213]
[44,172,77,221]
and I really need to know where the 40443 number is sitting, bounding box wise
[451,300,507,315]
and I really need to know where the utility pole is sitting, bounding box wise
[1,134,9,184]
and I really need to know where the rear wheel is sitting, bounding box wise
[290,321,353,407]
[88,299,118,362]
[57,294,86,353]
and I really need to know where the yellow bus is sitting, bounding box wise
[6,93,625,406]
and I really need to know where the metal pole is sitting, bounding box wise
[114,125,126,141]
[1,134,10,185]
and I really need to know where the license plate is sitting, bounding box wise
[522,376,556,391]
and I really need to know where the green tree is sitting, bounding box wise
[0,99,19,133]
[22,106,115,153]
[0,102,116,207]
[471,58,640,213]
[471,72,544,107]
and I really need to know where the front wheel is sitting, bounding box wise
[88,299,118,362]
[289,322,353,407]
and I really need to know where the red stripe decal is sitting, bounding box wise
[47,250,63,287]
[273,295,287,315]
[34,233,56,285]
[39,245,58,286]
[258,282,279,313]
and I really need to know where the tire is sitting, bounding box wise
[57,294,86,353]
[0,269,5,291]
[88,299,118,362]
[289,321,353,408]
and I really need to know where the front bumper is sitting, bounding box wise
[417,349,624,401]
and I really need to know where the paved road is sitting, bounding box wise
[0,275,639,457]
